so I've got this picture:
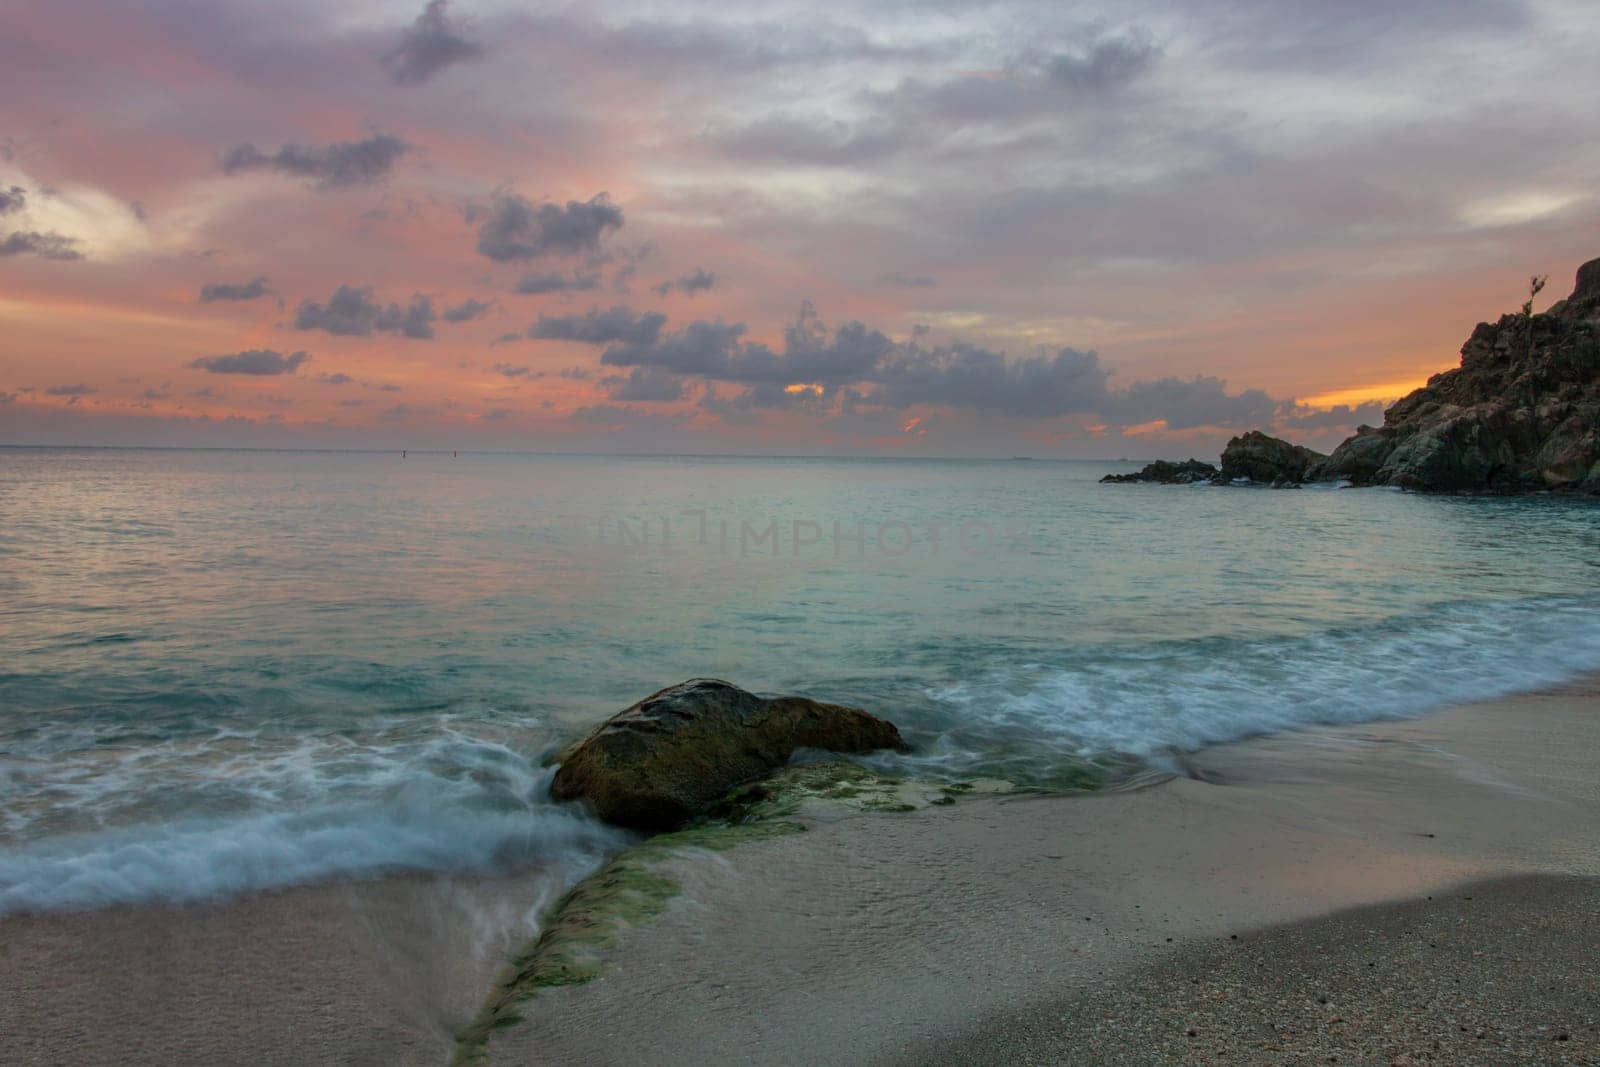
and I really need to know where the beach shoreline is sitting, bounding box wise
[3,677,1598,1065]
[0,869,569,1066]
[915,872,1599,1065]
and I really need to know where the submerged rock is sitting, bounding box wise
[549,679,908,831]
[1218,431,1327,485]
[1309,256,1600,494]
[1100,458,1220,484]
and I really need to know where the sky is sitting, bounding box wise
[2,0,1598,457]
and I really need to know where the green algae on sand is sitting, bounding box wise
[453,757,1115,1063]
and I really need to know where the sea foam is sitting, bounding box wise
[920,595,1600,766]
[0,792,625,916]
[0,729,629,917]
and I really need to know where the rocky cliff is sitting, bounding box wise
[1310,257,1600,494]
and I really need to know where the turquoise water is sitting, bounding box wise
[3,447,1600,913]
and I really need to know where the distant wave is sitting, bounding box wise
[921,595,1600,766]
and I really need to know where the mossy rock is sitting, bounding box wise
[550,679,909,831]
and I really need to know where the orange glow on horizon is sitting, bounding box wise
[1298,379,1427,410]
[1120,419,1168,436]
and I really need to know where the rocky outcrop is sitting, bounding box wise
[1218,431,1327,485]
[1099,435,1325,487]
[1100,459,1220,484]
[549,679,908,831]
[1310,257,1600,494]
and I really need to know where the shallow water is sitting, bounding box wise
[2,447,1598,912]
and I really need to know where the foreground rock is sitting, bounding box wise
[1310,257,1600,493]
[550,679,909,830]
[1100,458,1219,484]
[1219,430,1327,485]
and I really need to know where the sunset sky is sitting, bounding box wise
[2,0,1598,456]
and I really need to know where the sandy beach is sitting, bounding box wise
[3,678,1597,1065]
[0,870,565,1066]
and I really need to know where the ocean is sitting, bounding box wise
[3,446,1599,914]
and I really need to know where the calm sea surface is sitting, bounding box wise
[3,447,1599,912]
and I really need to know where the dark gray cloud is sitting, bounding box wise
[45,383,96,397]
[600,309,892,389]
[220,134,412,189]
[1108,375,1276,430]
[318,372,355,385]
[475,191,623,261]
[199,276,270,302]
[1,230,84,260]
[0,186,24,215]
[600,306,1273,428]
[604,366,686,402]
[442,297,492,322]
[189,349,312,375]
[531,306,666,345]
[872,344,1108,419]
[872,343,1274,428]
[777,313,897,384]
[492,362,531,377]
[1042,30,1161,91]
[381,0,486,86]
[599,319,752,377]
[653,267,717,296]
[513,270,601,294]
[295,285,435,339]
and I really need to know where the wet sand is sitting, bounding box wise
[488,678,1600,1065]
[2,679,1597,1065]
[0,872,560,1066]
